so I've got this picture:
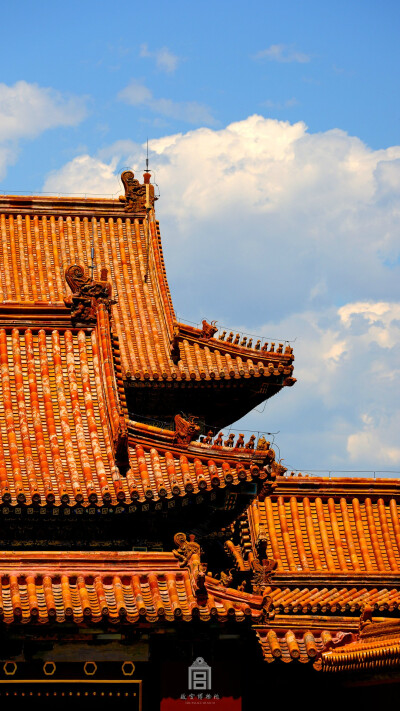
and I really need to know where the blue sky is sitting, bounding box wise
[0,0,399,473]
[1,0,400,191]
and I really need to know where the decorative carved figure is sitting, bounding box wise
[235,434,245,448]
[114,415,129,475]
[255,340,261,350]
[256,436,269,451]
[218,569,234,587]
[214,432,224,446]
[200,319,218,341]
[245,435,256,449]
[270,460,287,477]
[174,414,201,445]
[172,533,203,583]
[359,604,373,633]
[262,594,275,619]
[119,171,150,212]
[233,334,240,345]
[173,532,201,566]
[251,557,277,594]
[171,324,181,364]
[64,264,115,326]
[224,433,235,447]
[203,430,214,445]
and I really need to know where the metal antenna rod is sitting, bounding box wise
[89,220,95,278]
[144,138,151,283]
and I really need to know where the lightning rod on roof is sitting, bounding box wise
[89,219,95,278]
[144,138,151,284]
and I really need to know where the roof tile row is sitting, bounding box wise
[0,552,265,625]
[262,585,400,613]
[249,494,400,573]
[255,627,345,664]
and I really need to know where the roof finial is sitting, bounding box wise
[144,139,151,284]
[143,138,151,189]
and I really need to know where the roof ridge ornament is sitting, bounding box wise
[172,532,207,601]
[64,264,116,326]
[174,413,201,445]
[200,319,218,341]
[119,170,155,212]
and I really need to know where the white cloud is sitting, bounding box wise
[0,80,87,180]
[254,44,310,63]
[43,155,122,196]
[43,116,400,472]
[118,80,215,125]
[239,301,400,471]
[140,43,180,73]
[347,412,400,466]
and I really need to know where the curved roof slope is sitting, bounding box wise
[0,199,174,381]
[0,551,265,624]
[127,440,264,502]
[0,304,129,506]
[0,304,266,508]
[249,477,400,575]
[0,194,294,391]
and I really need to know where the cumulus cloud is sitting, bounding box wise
[43,116,400,472]
[118,80,216,125]
[43,155,122,196]
[254,44,310,63]
[0,80,87,180]
[348,412,400,466]
[140,43,180,73]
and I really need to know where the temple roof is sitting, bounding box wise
[248,477,400,575]
[260,584,400,613]
[317,616,400,672]
[255,626,347,664]
[0,304,127,506]
[0,551,265,625]
[0,190,294,425]
[0,181,398,679]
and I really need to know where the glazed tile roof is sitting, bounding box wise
[0,196,294,386]
[319,618,400,672]
[0,300,265,508]
[0,315,262,507]
[170,323,294,384]
[255,614,400,668]
[0,552,265,624]
[261,585,400,614]
[255,626,348,664]
[126,443,263,502]
[248,479,400,574]
[126,422,268,502]
[0,304,128,506]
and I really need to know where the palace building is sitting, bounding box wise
[0,171,397,708]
